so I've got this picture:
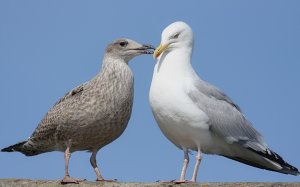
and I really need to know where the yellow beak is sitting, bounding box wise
[153,43,169,59]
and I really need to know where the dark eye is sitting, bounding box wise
[173,32,180,39]
[119,41,128,47]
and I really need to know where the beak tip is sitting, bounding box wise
[152,43,168,60]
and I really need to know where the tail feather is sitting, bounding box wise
[1,141,40,156]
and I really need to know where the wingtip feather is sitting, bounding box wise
[1,141,27,153]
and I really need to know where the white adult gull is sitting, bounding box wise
[149,21,299,182]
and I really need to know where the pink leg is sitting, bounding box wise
[90,150,117,182]
[61,144,85,184]
[191,149,202,182]
[90,150,104,181]
[176,149,189,183]
[157,150,190,184]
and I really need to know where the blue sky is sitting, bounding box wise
[1,0,299,182]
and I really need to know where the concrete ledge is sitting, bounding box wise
[0,179,299,187]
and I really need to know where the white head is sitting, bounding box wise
[153,21,194,59]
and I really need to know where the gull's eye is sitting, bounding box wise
[119,41,128,47]
[173,32,180,39]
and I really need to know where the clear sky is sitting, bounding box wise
[1,0,299,182]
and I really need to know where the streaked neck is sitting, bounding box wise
[101,55,127,70]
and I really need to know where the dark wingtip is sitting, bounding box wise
[262,149,299,176]
[246,147,300,176]
[1,141,27,153]
[1,147,14,152]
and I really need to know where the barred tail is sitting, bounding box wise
[1,141,40,156]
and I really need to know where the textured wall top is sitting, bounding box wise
[0,179,299,187]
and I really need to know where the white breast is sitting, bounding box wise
[149,55,212,151]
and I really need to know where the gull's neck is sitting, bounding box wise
[93,54,131,81]
[99,54,128,74]
[102,54,128,67]
[156,46,195,77]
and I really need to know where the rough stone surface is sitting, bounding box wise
[0,179,299,187]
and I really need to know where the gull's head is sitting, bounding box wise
[106,38,155,63]
[153,21,194,59]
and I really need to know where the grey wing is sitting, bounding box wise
[188,79,268,152]
[29,82,88,141]
[193,79,242,112]
[188,79,300,175]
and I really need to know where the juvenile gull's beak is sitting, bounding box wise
[153,43,169,59]
[130,44,155,54]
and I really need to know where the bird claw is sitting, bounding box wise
[61,176,86,184]
[173,180,194,184]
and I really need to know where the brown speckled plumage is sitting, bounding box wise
[27,58,134,155]
[2,38,154,183]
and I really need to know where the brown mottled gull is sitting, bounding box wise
[1,38,154,184]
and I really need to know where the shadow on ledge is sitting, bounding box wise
[0,179,299,187]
